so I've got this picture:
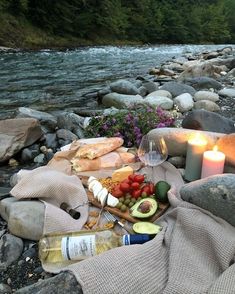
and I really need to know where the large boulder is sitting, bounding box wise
[182,110,235,134]
[102,93,144,109]
[180,174,235,227]
[110,79,139,95]
[160,81,196,97]
[183,77,223,90]
[217,134,235,167]
[0,118,42,163]
[147,127,224,156]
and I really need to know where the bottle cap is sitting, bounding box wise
[122,234,155,245]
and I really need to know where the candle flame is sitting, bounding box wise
[213,145,218,152]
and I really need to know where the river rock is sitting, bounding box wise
[149,90,172,99]
[21,145,40,163]
[218,88,235,98]
[160,81,196,97]
[180,174,235,226]
[184,76,223,90]
[15,272,82,294]
[0,118,42,163]
[44,133,58,149]
[0,187,11,201]
[194,100,220,112]
[182,110,235,134]
[138,86,147,97]
[102,93,144,109]
[17,107,57,132]
[174,93,194,112]
[144,96,173,110]
[56,129,78,142]
[178,61,217,80]
[0,234,23,270]
[142,81,159,93]
[110,79,139,95]
[217,134,235,166]
[7,200,44,241]
[147,127,224,156]
[194,91,219,102]
[0,197,18,221]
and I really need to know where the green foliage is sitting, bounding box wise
[0,0,234,47]
[84,106,176,147]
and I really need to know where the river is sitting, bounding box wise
[0,44,231,119]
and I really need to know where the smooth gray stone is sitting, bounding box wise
[110,79,139,95]
[142,81,159,94]
[17,107,57,131]
[161,81,196,97]
[194,100,220,112]
[44,133,58,149]
[184,77,223,90]
[15,272,82,294]
[7,200,44,241]
[180,174,235,226]
[56,129,78,142]
[0,234,23,270]
[182,110,235,134]
[102,92,144,109]
[0,197,18,221]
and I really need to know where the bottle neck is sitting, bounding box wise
[122,234,155,245]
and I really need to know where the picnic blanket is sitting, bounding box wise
[10,164,235,293]
[70,188,235,294]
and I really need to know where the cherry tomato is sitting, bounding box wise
[132,189,142,199]
[131,182,140,190]
[121,179,132,185]
[133,174,145,183]
[128,174,136,181]
[120,183,131,192]
[149,183,155,194]
[141,185,151,195]
[112,188,124,198]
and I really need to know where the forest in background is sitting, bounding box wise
[0,0,234,49]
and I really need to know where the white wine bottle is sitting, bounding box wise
[39,230,153,264]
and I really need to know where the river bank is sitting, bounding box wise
[0,45,235,292]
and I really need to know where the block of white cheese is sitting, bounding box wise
[111,166,134,182]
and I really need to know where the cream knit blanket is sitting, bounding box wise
[10,163,235,293]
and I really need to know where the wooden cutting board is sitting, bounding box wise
[80,176,169,223]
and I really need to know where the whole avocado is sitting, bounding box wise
[155,181,171,203]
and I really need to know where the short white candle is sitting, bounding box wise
[201,146,225,178]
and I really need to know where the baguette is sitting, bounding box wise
[75,137,124,160]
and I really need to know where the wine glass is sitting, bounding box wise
[137,135,168,183]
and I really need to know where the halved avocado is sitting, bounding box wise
[130,198,158,218]
[133,222,162,234]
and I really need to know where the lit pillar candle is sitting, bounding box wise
[185,134,207,182]
[201,146,225,178]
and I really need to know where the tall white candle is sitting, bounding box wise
[201,146,225,178]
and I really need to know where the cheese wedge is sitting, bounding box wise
[112,166,134,182]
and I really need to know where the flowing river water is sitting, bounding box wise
[0,44,230,119]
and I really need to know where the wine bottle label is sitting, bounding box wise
[61,235,96,260]
[122,235,130,245]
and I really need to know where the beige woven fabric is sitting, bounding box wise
[10,166,89,234]
[69,188,235,294]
